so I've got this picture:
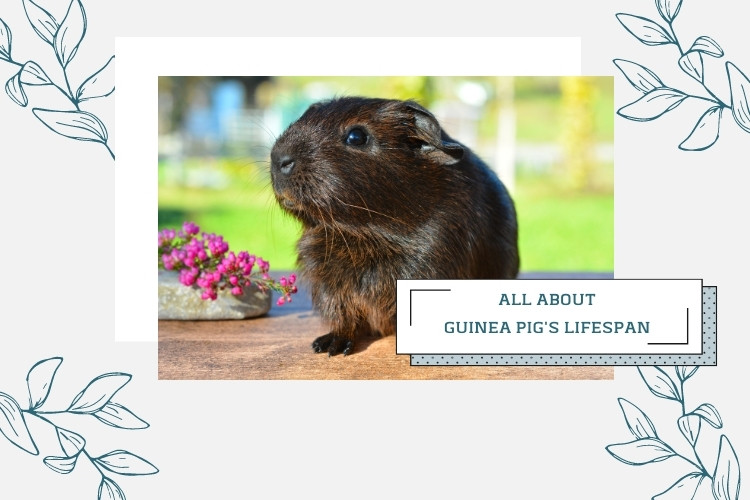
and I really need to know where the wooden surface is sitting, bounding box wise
[159,272,614,380]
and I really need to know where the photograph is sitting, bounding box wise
[157,75,615,379]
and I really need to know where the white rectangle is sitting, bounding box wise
[396,279,703,355]
[115,36,582,341]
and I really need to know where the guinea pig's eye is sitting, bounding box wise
[344,127,368,147]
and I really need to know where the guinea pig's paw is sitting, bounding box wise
[312,332,354,357]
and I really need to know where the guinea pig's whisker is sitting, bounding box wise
[314,203,332,265]
[333,195,403,224]
[325,202,355,264]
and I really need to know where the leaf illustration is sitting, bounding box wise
[691,403,723,428]
[606,438,676,465]
[618,398,658,439]
[32,108,109,143]
[99,477,126,500]
[20,61,52,86]
[712,435,740,500]
[56,427,86,456]
[679,106,722,151]
[613,59,664,93]
[678,414,701,446]
[67,372,131,413]
[727,61,750,134]
[94,450,159,476]
[653,473,707,500]
[26,357,62,410]
[637,366,683,401]
[77,55,115,101]
[679,51,704,83]
[689,36,724,58]
[656,0,683,22]
[616,14,675,46]
[94,402,149,429]
[0,18,11,61]
[22,0,58,45]
[43,455,78,474]
[0,392,38,455]
[54,0,86,68]
[618,88,687,122]
[5,72,28,107]
[675,366,699,382]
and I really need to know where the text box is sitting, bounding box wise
[397,279,704,355]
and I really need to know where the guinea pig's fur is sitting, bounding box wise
[270,97,518,356]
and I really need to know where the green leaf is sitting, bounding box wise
[656,0,682,22]
[98,477,126,500]
[618,88,687,122]
[679,51,704,83]
[26,357,63,410]
[613,59,664,93]
[679,106,722,151]
[94,402,149,430]
[67,372,131,413]
[94,450,159,476]
[691,403,723,428]
[56,427,86,456]
[616,13,674,46]
[5,72,27,107]
[0,18,11,61]
[618,398,658,439]
[54,0,87,67]
[32,108,109,143]
[22,0,58,45]
[677,414,701,446]
[43,455,78,474]
[20,61,52,86]
[606,438,675,465]
[77,55,115,101]
[727,61,750,134]
[675,366,698,382]
[712,435,740,500]
[0,392,38,455]
[689,36,723,57]
[652,473,707,500]
[637,366,682,401]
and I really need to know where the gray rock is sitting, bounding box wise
[158,270,271,320]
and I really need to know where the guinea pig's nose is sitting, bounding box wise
[274,155,296,175]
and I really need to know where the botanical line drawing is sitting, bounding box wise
[0,357,158,500]
[0,0,115,159]
[614,0,750,151]
[606,367,740,500]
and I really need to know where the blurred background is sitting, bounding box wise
[158,76,614,273]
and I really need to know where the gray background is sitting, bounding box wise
[0,0,746,498]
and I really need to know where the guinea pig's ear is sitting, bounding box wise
[405,102,464,166]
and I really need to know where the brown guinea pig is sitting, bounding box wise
[270,97,519,356]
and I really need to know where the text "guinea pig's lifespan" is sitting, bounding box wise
[270,97,519,356]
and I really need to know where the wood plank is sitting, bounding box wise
[159,272,614,380]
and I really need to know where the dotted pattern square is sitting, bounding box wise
[410,287,716,366]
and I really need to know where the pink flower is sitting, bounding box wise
[158,222,301,306]
[183,221,200,235]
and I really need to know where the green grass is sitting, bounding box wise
[514,177,614,272]
[159,160,302,270]
[158,160,613,273]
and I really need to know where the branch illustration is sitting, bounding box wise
[0,0,115,160]
[606,367,740,500]
[614,0,750,151]
[0,357,157,500]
